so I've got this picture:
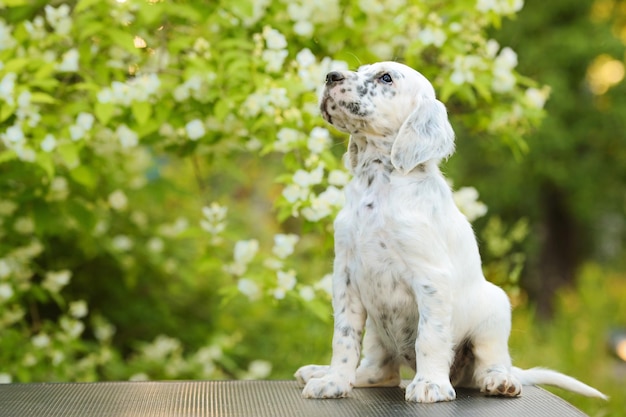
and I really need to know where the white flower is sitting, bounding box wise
[293,164,325,188]
[134,73,161,99]
[275,127,301,152]
[302,186,344,221]
[0,73,16,105]
[282,184,309,203]
[23,16,46,41]
[16,147,36,163]
[60,316,85,338]
[263,257,283,270]
[0,259,11,278]
[69,300,88,318]
[14,216,35,234]
[314,273,333,296]
[108,190,128,211]
[246,137,262,151]
[93,318,115,342]
[185,119,205,140]
[328,169,350,186]
[42,270,72,293]
[477,0,523,14]
[294,20,314,37]
[17,90,31,109]
[76,112,95,130]
[2,124,24,144]
[263,27,287,50]
[272,234,299,259]
[262,49,289,73]
[0,374,10,384]
[419,27,447,47]
[450,55,483,85]
[0,283,13,301]
[0,21,16,51]
[237,278,261,301]
[491,47,518,93]
[299,285,315,301]
[40,134,57,152]
[112,235,133,251]
[495,47,518,69]
[453,187,488,221]
[200,203,228,238]
[485,39,500,58]
[143,335,181,360]
[296,48,316,68]
[49,176,69,200]
[58,48,79,72]
[273,269,297,299]
[147,237,164,253]
[525,87,549,109]
[242,92,269,117]
[45,4,72,35]
[233,239,259,266]
[307,127,331,154]
[0,201,17,217]
[116,124,139,148]
[31,333,51,348]
[267,87,290,108]
[492,69,516,93]
[159,218,189,237]
[245,360,272,379]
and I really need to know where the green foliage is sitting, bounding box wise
[0,0,584,390]
[448,0,626,312]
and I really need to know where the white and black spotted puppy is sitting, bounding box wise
[294,62,607,403]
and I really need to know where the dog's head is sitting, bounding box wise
[320,62,454,174]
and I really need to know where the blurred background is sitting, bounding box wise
[0,0,624,415]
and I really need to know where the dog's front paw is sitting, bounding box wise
[301,372,352,399]
[405,374,456,403]
[481,371,522,397]
[294,365,330,386]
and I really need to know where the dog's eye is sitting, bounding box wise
[379,73,393,84]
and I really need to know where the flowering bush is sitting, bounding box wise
[0,0,543,382]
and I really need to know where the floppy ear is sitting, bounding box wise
[390,97,455,174]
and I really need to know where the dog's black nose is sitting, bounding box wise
[325,71,345,85]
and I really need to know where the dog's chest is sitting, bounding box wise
[336,167,419,347]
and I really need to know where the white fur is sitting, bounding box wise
[295,62,607,403]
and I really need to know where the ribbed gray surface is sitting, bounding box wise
[0,380,588,417]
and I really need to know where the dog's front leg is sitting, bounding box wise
[405,263,456,403]
[299,257,366,398]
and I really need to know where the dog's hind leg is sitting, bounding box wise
[470,283,522,397]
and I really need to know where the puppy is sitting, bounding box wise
[295,62,607,403]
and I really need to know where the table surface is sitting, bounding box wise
[0,380,588,417]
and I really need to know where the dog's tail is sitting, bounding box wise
[512,367,608,400]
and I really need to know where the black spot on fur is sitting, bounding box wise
[379,241,387,249]
[366,202,374,209]
[345,102,361,115]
